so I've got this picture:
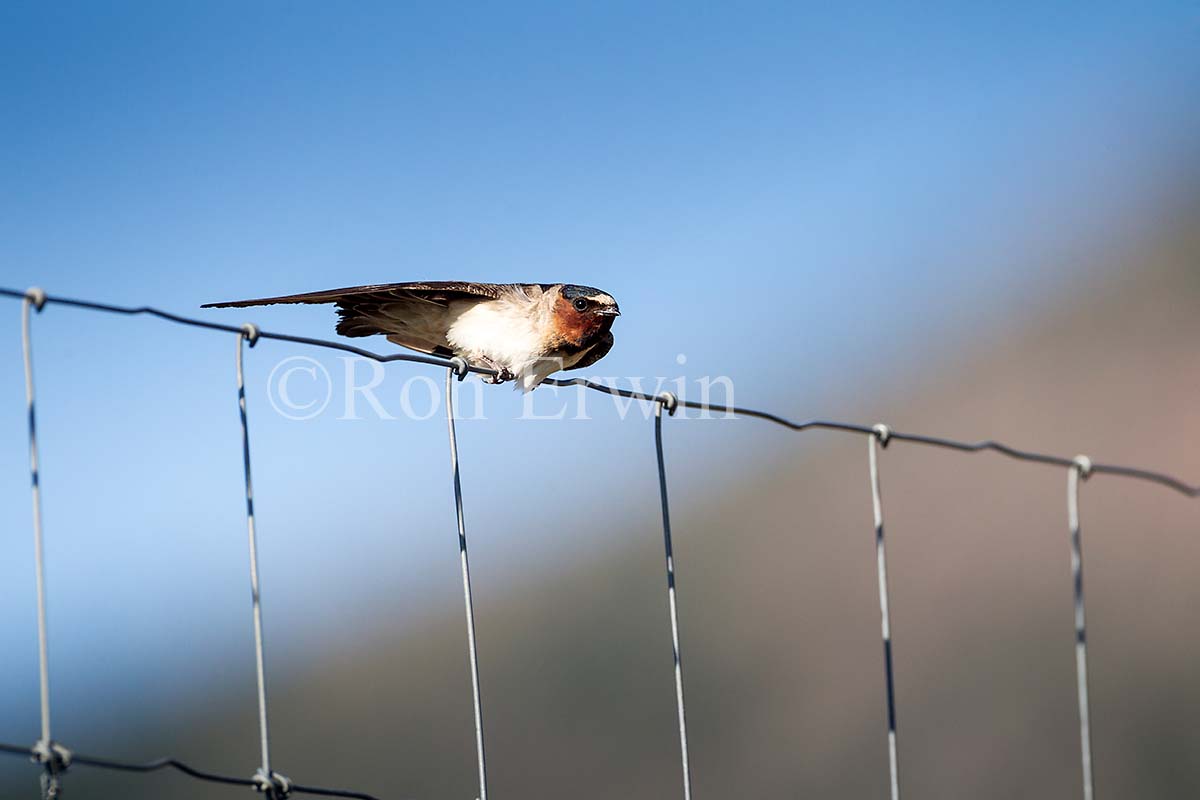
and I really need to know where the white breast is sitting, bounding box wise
[445,291,552,386]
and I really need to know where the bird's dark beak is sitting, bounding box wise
[596,306,621,317]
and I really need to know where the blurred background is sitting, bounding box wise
[2,2,1198,798]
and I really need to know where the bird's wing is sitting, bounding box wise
[202,281,507,309]
[204,282,522,356]
[564,331,614,371]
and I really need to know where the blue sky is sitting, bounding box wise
[0,2,1197,736]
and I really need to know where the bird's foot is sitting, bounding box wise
[477,358,515,384]
[483,369,516,384]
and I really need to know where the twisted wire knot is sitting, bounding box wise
[24,287,47,312]
[240,323,260,347]
[31,739,72,773]
[449,356,470,381]
[1073,454,1093,480]
[658,391,678,416]
[253,768,293,798]
[872,423,892,448]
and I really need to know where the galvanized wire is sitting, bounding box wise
[445,365,489,800]
[653,393,693,800]
[236,324,291,798]
[21,293,49,743]
[19,289,64,800]
[1068,458,1096,800]
[868,426,900,800]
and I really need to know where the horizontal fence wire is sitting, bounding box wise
[1,286,1195,495]
[3,284,1199,800]
[0,742,381,799]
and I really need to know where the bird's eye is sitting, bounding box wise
[572,297,589,312]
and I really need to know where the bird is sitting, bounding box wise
[203,281,620,391]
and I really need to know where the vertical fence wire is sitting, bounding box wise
[1067,457,1095,800]
[653,395,693,800]
[22,295,51,746]
[868,427,900,800]
[236,325,288,798]
[445,367,488,800]
[21,290,69,799]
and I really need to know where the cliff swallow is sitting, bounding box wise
[204,281,620,391]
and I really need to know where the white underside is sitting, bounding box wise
[356,287,596,390]
[447,295,589,391]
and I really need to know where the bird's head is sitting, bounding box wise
[549,284,620,348]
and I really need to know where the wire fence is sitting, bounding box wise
[1,285,1196,800]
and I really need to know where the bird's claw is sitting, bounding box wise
[478,360,515,384]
